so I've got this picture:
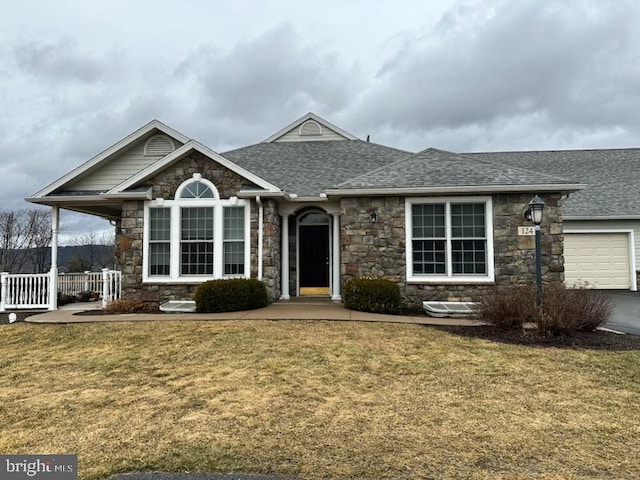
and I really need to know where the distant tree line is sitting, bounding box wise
[0,209,115,273]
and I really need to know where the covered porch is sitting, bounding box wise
[13,197,124,311]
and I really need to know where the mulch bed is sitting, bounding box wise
[433,325,640,351]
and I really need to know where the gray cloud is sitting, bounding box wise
[13,39,109,84]
[349,0,640,150]
[177,24,362,145]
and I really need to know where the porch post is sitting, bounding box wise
[331,213,341,301]
[101,268,109,309]
[48,206,59,311]
[280,213,290,300]
[0,272,8,312]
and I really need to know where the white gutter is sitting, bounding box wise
[565,215,640,221]
[325,184,586,197]
[256,196,264,281]
[26,195,106,204]
[100,189,153,200]
[237,190,288,199]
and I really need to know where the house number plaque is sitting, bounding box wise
[518,226,536,236]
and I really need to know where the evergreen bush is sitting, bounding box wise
[195,278,268,313]
[343,276,401,314]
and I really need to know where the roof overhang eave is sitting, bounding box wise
[27,189,152,205]
[99,189,153,200]
[565,215,640,221]
[236,190,289,199]
[325,184,586,197]
[25,196,122,220]
[26,195,106,205]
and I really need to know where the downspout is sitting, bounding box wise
[256,196,264,280]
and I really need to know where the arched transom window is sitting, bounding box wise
[179,181,215,199]
[144,174,249,282]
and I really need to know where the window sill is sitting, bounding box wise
[407,276,495,285]
[143,275,248,284]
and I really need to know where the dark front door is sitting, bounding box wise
[299,224,330,292]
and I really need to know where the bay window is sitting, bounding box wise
[406,197,494,283]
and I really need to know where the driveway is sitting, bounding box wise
[601,291,640,335]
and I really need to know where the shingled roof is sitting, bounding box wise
[222,140,411,198]
[464,149,640,218]
[330,148,580,194]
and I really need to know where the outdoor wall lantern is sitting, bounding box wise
[524,195,545,306]
[369,211,378,224]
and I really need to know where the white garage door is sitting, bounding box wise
[564,233,631,289]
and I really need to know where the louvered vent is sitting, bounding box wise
[144,134,175,156]
[299,120,322,136]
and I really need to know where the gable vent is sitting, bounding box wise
[144,134,175,156]
[299,120,322,136]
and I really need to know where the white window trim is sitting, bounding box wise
[405,196,495,284]
[142,179,250,283]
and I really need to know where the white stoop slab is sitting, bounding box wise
[159,300,197,313]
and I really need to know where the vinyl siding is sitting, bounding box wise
[66,137,184,191]
[274,124,350,142]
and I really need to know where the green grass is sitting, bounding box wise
[0,320,639,479]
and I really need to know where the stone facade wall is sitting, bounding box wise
[115,153,281,305]
[261,199,281,301]
[340,193,566,309]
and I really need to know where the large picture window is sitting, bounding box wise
[180,207,214,275]
[143,176,250,283]
[406,197,494,283]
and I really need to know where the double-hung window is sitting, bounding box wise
[148,207,171,276]
[223,207,246,275]
[143,176,250,283]
[406,197,494,283]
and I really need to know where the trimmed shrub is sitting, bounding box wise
[343,276,401,314]
[195,278,268,313]
[477,285,536,329]
[478,283,613,335]
[104,298,159,314]
[536,282,613,336]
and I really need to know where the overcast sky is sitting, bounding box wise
[1,0,639,239]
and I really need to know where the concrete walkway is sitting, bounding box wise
[25,300,484,327]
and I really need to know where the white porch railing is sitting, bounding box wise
[100,269,122,308]
[0,273,51,310]
[0,269,122,312]
[58,271,104,297]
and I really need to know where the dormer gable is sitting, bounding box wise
[262,112,359,143]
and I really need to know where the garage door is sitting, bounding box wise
[564,233,631,289]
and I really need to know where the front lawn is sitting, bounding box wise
[0,320,638,479]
